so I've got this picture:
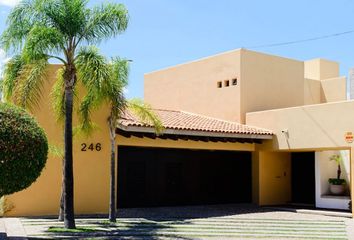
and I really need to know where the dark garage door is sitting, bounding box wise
[117,146,252,208]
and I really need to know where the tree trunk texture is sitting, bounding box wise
[58,157,64,221]
[63,82,76,229]
[337,164,342,179]
[108,115,117,222]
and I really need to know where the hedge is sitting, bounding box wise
[0,103,48,197]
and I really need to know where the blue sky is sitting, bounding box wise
[1,0,354,98]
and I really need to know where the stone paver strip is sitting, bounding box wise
[16,205,352,239]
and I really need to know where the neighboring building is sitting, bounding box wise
[349,67,354,100]
[4,49,353,216]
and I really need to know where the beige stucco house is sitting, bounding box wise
[4,48,353,216]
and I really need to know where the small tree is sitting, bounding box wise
[0,103,48,197]
[78,57,162,222]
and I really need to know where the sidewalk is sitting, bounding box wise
[1,218,27,240]
[0,218,6,240]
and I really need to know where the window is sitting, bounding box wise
[224,80,230,87]
[217,81,222,88]
[232,78,238,86]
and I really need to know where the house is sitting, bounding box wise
[4,48,353,216]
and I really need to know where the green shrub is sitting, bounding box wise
[328,178,346,185]
[0,103,48,197]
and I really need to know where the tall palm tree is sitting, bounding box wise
[78,56,163,222]
[1,0,129,229]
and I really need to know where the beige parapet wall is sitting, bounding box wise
[246,100,354,151]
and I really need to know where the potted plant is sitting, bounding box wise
[328,154,346,195]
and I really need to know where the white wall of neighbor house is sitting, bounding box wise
[315,150,350,210]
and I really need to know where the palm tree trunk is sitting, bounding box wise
[58,157,64,221]
[108,116,116,222]
[63,85,76,229]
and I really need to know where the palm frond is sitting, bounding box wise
[0,0,50,53]
[50,67,65,122]
[1,55,25,102]
[41,0,87,39]
[128,98,164,134]
[23,25,65,62]
[76,46,110,89]
[111,57,129,88]
[77,89,102,136]
[76,46,111,134]
[48,143,64,158]
[13,58,48,110]
[80,3,129,44]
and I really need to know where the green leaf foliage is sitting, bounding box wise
[128,99,164,134]
[0,103,48,197]
[328,178,346,185]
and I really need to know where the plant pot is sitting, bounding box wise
[329,184,346,195]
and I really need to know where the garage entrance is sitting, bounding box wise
[117,146,252,208]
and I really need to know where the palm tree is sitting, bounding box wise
[78,57,163,222]
[1,0,129,229]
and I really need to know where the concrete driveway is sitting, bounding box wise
[3,204,353,239]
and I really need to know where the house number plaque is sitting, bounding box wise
[81,143,102,151]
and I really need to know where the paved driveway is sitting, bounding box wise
[10,204,354,239]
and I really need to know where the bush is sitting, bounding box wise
[328,178,346,185]
[0,103,48,197]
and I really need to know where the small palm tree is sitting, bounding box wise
[1,0,129,229]
[78,57,162,222]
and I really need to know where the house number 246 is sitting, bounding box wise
[81,143,102,151]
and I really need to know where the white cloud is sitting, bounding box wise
[0,0,20,7]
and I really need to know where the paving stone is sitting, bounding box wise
[15,205,354,239]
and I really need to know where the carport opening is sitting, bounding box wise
[117,146,252,208]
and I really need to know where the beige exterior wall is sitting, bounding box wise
[246,101,354,151]
[145,49,306,124]
[304,78,322,105]
[304,59,339,80]
[145,50,346,125]
[144,50,242,122]
[321,76,347,102]
[240,50,304,123]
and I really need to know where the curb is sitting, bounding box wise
[0,218,7,240]
[265,207,352,218]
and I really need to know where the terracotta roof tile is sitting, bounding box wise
[118,109,272,136]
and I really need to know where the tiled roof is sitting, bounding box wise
[118,109,272,136]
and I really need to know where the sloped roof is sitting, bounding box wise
[118,109,272,137]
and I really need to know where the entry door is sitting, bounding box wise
[291,152,315,205]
